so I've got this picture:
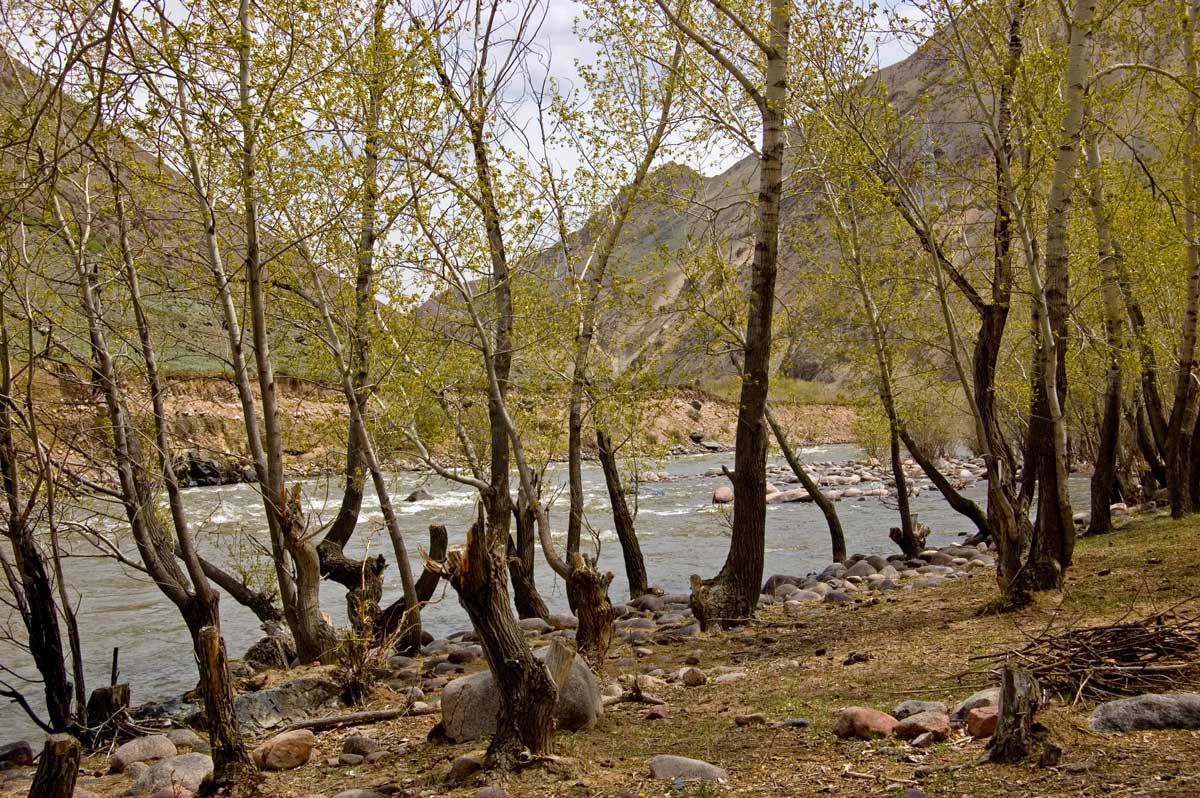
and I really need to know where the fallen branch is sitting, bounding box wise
[979,599,1200,701]
[279,708,412,733]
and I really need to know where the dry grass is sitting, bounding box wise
[46,511,1200,798]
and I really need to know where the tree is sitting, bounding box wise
[653,0,793,629]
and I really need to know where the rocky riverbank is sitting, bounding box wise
[5,507,1198,798]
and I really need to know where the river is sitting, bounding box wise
[0,445,1087,740]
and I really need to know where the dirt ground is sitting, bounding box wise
[18,511,1200,798]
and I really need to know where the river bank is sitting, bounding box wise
[4,506,1197,797]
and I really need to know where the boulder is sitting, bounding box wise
[165,729,208,753]
[628,594,665,613]
[712,486,734,504]
[892,700,947,721]
[762,575,802,594]
[242,629,296,671]
[680,667,707,687]
[473,787,510,798]
[0,741,33,768]
[236,677,340,734]
[404,488,433,502]
[893,710,950,741]
[111,735,177,773]
[1090,693,1200,732]
[123,753,212,797]
[648,754,727,782]
[251,729,317,771]
[845,560,877,578]
[342,734,380,757]
[833,707,897,740]
[966,706,998,738]
[447,752,485,783]
[517,617,552,634]
[951,687,1000,721]
[441,648,601,742]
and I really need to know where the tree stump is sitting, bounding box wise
[988,664,1042,763]
[85,683,130,731]
[568,553,615,673]
[29,734,80,798]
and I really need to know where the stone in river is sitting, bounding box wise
[712,486,734,504]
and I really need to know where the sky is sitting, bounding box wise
[515,0,924,176]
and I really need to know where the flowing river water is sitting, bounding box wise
[0,445,1090,740]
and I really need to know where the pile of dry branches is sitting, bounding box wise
[984,601,1200,702]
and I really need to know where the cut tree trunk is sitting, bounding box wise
[568,552,615,673]
[988,665,1043,763]
[85,683,130,734]
[447,515,557,768]
[193,624,256,787]
[596,429,650,598]
[29,734,80,798]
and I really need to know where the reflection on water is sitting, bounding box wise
[0,445,1087,739]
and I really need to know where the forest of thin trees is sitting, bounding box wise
[1,0,1199,788]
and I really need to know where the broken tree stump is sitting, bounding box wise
[988,664,1042,763]
[85,683,130,731]
[29,733,80,798]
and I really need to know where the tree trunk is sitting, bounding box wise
[6,528,74,733]
[317,427,381,634]
[1084,134,1123,536]
[376,524,448,642]
[508,480,550,620]
[191,550,284,625]
[193,623,257,788]
[596,428,650,598]
[765,407,845,562]
[988,665,1042,763]
[690,2,790,630]
[888,423,915,546]
[0,314,76,734]
[1134,401,1168,488]
[446,518,557,767]
[568,552,615,673]
[85,684,130,732]
[897,427,989,538]
[28,734,80,798]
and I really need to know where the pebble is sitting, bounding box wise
[648,754,727,782]
[734,713,767,726]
